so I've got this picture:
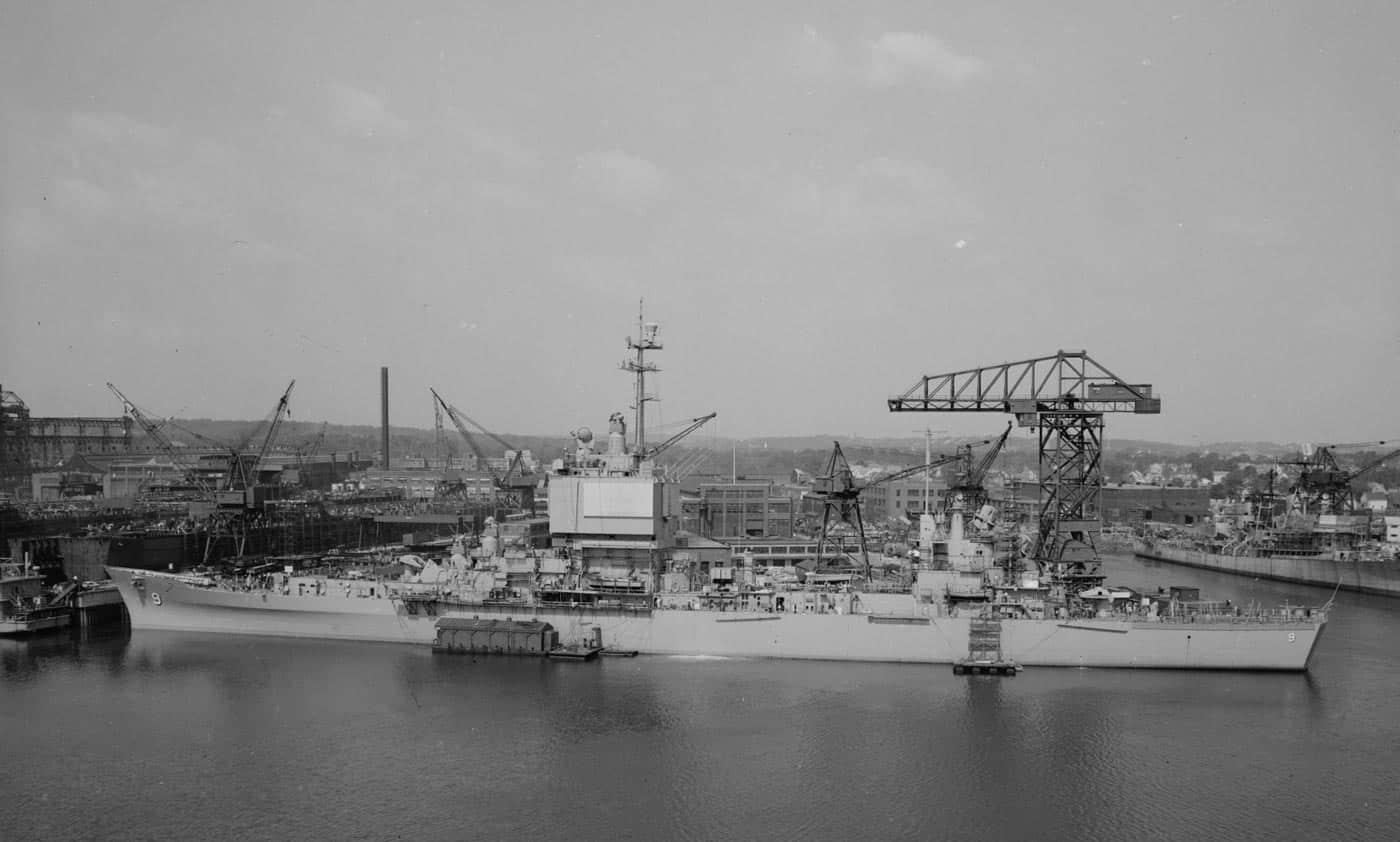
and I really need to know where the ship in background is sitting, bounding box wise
[1136,441,1400,596]
[108,320,1330,671]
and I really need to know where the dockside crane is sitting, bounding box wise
[807,443,968,579]
[430,388,537,513]
[641,413,717,461]
[107,382,212,495]
[1284,439,1400,516]
[889,350,1159,597]
[201,380,295,562]
[949,422,1013,518]
[295,422,328,463]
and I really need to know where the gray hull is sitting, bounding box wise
[107,567,1326,671]
[1136,541,1400,598]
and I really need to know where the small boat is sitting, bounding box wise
[1,561,73,636]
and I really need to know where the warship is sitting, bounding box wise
[1136,509,1400,597]
[108,319,1330,671]
[1137,446,1400,597]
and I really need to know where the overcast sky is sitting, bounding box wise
[3,1,1397,448]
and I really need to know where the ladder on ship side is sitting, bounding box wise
[953,613,1019,676]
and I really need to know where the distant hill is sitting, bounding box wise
[143,419,1306,482]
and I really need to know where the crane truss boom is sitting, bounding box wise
[889,351,1159,597]
[888,350,1160,423]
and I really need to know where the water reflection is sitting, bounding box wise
[0,625,130,680]
[2,553,1397,841]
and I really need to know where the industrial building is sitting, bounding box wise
[1100,484,1210,526]
[680,480,794,539]
[1,385,132,498]
[860,474,951,522]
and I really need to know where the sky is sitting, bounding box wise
[2,1,1398,448]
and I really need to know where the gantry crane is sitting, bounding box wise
[1283,439,1400,516]
[430,388,537,513]
[889,351,1159,597]
[807,443,969,579]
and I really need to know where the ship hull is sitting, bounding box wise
[1136,541,1400,598]
[107,567,1324,670]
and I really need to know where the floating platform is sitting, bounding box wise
[953,659,1021,676]
[431,616,558,656]
[600,648,639,657]
[547,645,603,662]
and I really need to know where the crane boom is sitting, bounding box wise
[1354,447,1400,480]
[250,380,295,481]
[889,349,1159,423]
[863,452,965,488]
[107,382,210,493]
[644,412,717,460]
[964,422,1013,489]
[430,388,535,512]
[430,389,490,470]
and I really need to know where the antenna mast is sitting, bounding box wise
[621,299,662,454]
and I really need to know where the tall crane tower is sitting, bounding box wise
[889,351,1159,597]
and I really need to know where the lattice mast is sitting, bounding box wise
[889,351,1159,598]
[621,300,661,455]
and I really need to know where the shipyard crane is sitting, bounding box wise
[430,388,537,513]
[248,380,295,488]
[205,379,296,496]
[808,443,968,580]
[198,380,295,563]
[433,398,456,465]
[291,422,328,488]
[107,382,211,495]
[641,413,717,462]
[889,350,1159,597]
[295,421,328,462]
[948,422,1013,518]
[1284,439,1400,516]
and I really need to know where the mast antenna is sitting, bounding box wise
[621,298,662,455]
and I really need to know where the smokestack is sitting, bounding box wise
[380,366,390,470]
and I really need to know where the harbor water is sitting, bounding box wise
[3,553,1397,842]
